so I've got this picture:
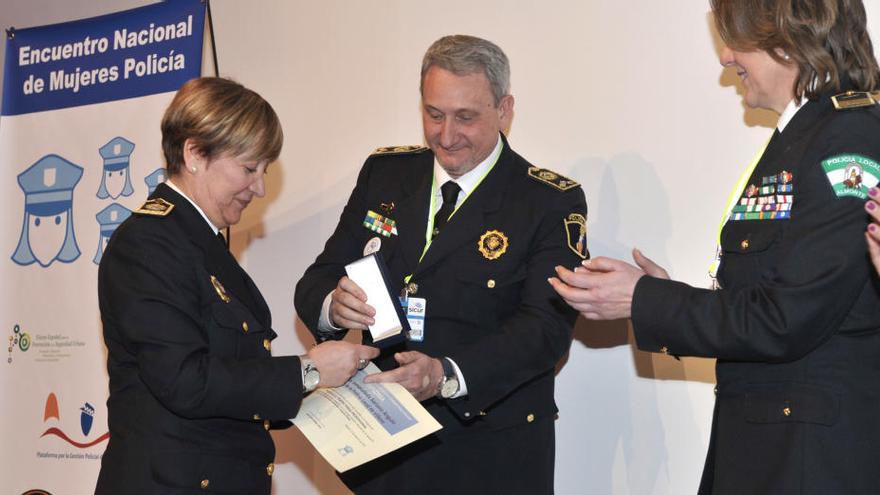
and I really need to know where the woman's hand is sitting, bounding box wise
[307,341,379,388]
[865,188,880,275]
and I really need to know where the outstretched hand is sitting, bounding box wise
[548,248,669,320]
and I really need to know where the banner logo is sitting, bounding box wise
[39,393,109,449]
[93,203,132,264]
[7,324,31,363]
[144,167,166,195]
[12,155,83,267]
[96,137,135,200]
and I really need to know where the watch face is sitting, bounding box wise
[304,366,320,390]
[440,377,459,398]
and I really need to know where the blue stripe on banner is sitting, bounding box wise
[2,0,205,116]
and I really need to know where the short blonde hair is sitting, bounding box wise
[711,0,880,100]
[161,77,283,175]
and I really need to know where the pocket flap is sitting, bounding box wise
[211,301,266,334]
[151,450,256,493]
[744,383,839,426]
[455,266,527,288]
[720,221,782,254]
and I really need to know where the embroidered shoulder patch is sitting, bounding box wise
[371,145,429,156]
[564,213,589,259]
[527,167,579,191]
[821,154,880,199]
[134,198,174,217]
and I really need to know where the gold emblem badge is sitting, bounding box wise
[564,213,589,259]
[478,230,509,260]
[538,170,558,181]
[210,275,231,303]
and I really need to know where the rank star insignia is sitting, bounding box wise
[478,230,509,260]
[134,198,175,217]
[210,275,231,303]
[564,213,589,259]
[371,145,429,156]
[527,167,580,191]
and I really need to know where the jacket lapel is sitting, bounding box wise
[153,184,268,325]
[413,138,510,277]
[386,152,434,274]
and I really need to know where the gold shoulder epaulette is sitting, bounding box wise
[527,167,580,191]
[831,91,878,110]
[134,198,175,217]
[371,145,429,156]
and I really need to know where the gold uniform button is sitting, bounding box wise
[263,420,271,431]
[740,239,750,250]
[783,407,792,417]
[266,463,275,476]
[660,346,669,355]
[253,413,261,420]
[200,479,210,489]
[263,339,271,351]
[486,279,496,289]
[242,321,249,333]
[526,413,535,423]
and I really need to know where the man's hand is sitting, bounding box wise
[363,351,444,401]
[329,276,376,329]
[548,248,669,320]
[307,341,379,388]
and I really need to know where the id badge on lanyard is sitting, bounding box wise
[399,293,427,342]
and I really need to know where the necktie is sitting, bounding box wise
[432,181,461,239]
[217,231,228,249]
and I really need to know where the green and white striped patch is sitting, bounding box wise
[821,153,880,199]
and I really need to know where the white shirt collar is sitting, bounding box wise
[165,179,220,235]
[777,97,807,133]
[432,135,503,206]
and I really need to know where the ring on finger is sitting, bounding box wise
[357,358,368,370]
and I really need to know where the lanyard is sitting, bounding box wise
[403,143,504,286]
[708,134,773,285]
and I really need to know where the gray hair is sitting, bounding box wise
[420,35,511,106]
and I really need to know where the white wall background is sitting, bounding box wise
[2,1,878,493]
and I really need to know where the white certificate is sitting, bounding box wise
[292,363,442,472]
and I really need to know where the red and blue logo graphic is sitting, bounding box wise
[39,393,109,448]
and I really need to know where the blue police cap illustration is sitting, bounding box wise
[96,137,135,200]
[93,203,132,264]
[144,168,166,196]
[12,154,83,267]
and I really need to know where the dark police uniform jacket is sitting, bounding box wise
[632,89,880,494]
[295,134,587,494]
[95,183,302,495]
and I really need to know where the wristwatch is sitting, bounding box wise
[436,357,460,399]
[301,357,320,393]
